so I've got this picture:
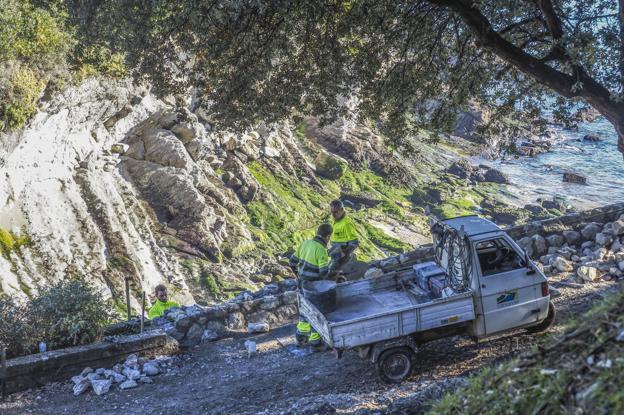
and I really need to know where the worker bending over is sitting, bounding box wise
[289,223,333,348]
[328,200,359,279]
[148,284,180,319]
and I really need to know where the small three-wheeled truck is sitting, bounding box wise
[299,215,555,383]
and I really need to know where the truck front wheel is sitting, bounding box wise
[375,347,415,384]
[526,301,556,334]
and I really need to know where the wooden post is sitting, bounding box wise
[1,346,7,399]
[125,277,131,322]
[140,291,146,333]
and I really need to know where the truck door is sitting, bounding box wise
[474,236,542,335]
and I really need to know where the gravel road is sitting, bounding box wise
[1,281,618,415]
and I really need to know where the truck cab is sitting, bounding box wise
[437,216,551,338]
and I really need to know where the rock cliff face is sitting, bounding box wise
[0,78,514,310]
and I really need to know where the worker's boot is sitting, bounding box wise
[295,333,308,347]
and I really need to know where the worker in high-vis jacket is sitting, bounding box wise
[328,200,359,278]
[148,284,180,319]
[289,223,333,348]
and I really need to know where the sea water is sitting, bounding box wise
[491,117,624,209]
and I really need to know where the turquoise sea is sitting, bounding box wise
[492,117,624,209]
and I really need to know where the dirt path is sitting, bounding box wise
[1,282,618,415]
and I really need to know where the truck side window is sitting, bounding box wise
[476,238,523,276]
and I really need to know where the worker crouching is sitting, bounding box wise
[289,223,333,348]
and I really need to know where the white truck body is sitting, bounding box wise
[299,216,552,352]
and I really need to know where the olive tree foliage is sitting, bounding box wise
[65,0,624,152]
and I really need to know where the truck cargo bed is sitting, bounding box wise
[326,290,421,323]
[299,266,476,348]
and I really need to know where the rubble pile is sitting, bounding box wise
[71,354,178,396]
[517,215,624,283]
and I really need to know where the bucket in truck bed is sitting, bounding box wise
[302,280,337,313]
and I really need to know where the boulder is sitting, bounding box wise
[595,232,613,247]
[446,160,474,179]
[581,223,603,241]
[201,329,220,343]
[259,295,281,311]
[174,316,193,332]
[274,304,298,323]
[583,134,601,142]
[612,239,623,253]
[142,363,160,376]
[143,129,194,168]
[612,220,624,236]
[517,237,534,257]
[546,234,565,248]
[314,151,346,180]
[171,122,202,143]
[557,246,576,260]
[483,168,509,184]
[563,172,587,184]
[91,379,112,396]
[562,230,581,246]
[282,290,298,305]
[248,322,270,333]
[618,261,624,272]
[183,323,204,347]
[553,257,574,272]
[226,312,246,330]
[577,266,599,282]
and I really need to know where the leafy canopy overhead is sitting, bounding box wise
[67,0,624,152]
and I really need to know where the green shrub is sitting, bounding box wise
[30,279,113,350]
[0,298,37,358]
[0,66,45,130]
[0,279,113,357]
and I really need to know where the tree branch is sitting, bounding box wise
[498,15,541,35]
[428,0,624,123]
[533,0,564,39]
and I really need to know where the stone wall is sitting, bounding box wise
[154,280,298,347]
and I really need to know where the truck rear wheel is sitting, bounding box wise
[526,301,556,334]
[375,347,415,384]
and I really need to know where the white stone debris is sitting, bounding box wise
[142,363,160,376]
[248,322,270,333]
[73,378,91,396]
[244,340,257,358]
[119,380,139,390]
[91,379,112,396]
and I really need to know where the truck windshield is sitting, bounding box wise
[476,238,524,276]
